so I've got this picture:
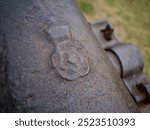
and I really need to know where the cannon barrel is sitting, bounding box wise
[0,0,139,112]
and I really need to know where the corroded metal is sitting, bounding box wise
[101,24,114,41]
[109,44,144,78]
[52,41,90,80]
[0,0,139,112]
[46,24,90,80]
[90,20,120,49]
[91,20,150,104]
[46,25,71,43]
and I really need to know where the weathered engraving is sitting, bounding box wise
[46,25,71,43]
[52,41,90,80]
[46,25,90,80]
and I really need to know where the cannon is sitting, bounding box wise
[0,0,150,112]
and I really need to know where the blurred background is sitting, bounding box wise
[77,0,150,79]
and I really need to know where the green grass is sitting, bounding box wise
[77,0,150,79]
[77,0,93,14]
[105,0,115,6]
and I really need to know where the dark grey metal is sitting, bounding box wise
[0,0,139,112]
[107,44,150,103]
[109,44,144,78]
[91,20,150,104]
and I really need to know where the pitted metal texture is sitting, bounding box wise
[52,40,90,80]
[0,0,139,112]
[46,24,90,80]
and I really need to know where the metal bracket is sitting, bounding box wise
[90,20,150,103]
[90,20,120,49]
